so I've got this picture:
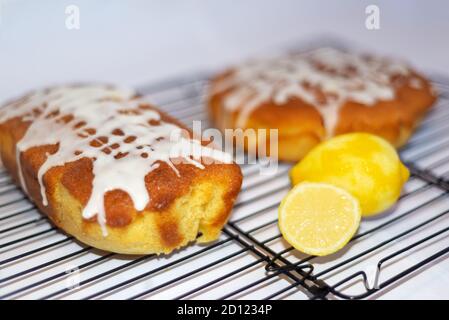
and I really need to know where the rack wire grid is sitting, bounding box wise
[1,66,449,301]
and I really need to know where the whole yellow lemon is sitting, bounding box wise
[290,133,410,217]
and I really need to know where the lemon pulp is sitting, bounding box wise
[278,182,361,256]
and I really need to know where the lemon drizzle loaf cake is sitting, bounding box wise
[209,48,437,161]
[0,85,242,254]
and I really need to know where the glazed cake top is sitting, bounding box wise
[212,47,425,135]
[0,85,232,234]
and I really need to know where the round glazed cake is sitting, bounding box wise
[208,48,437,161]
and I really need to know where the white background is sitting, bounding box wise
[0,0,448,101]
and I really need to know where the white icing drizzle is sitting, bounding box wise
[213,48,421,135]
[0,85,232,235]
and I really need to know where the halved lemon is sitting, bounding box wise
[278,182,361,256]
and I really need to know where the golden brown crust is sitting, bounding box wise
[0,98,242,255]
[208,68,437,162]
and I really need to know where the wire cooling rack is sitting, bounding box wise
[1,67,449,300]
